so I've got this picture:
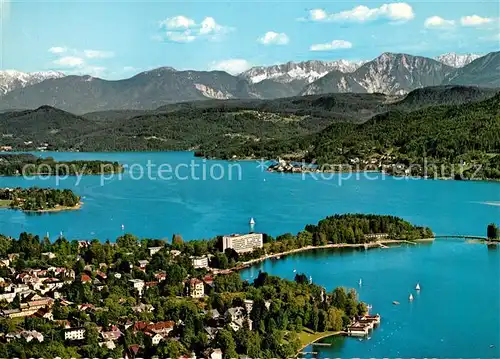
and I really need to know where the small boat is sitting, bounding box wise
[409,294,414,301]
[415,283,421,291]
[249,217,255,225]
[309,275,313,284]
[121,224,125,230]
[293,269,297,273]
[392,301,400,305]
[359,278,363,286]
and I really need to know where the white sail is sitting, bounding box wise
[415,283,421,291]
[249,217,255,225]
[409,294,414,301]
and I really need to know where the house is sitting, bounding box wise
[151,333,163,345]
[41,252,56,260]
[96,271,107,280]
[188,278,204,298]
[154,272,166,282]
[146,321,175,336]
[148,246,163,256]
[7,253,19,261]
[127,344,142,359]
[20,330,44,343]
[64,327,86,341]
[204,327,219,340]
[203,275,214,287]
[191,256,209,269]
[209,309,220,320]
[99,340,116,350]
[101,328,122,341]
[129,279,145,295]
[225,307,252,331]
[132,303,154,313]
[210,348,223,359]
[244,299,254,314]
[137,260,149,270]
[0,258,10,267]
[33,307,54,321]
[80,274,92,283]
[133,321,150,334]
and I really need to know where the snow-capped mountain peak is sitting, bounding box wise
[240,59,366,84]
[434,52,482,68]
[0,70,65,95]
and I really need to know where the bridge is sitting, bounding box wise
[434,235,499,242]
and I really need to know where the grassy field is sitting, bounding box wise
[0,199,12,208]
[297,328,342,348]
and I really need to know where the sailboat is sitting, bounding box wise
[359,278,363,286]
[409,293,414,301]
[415,283,421,291]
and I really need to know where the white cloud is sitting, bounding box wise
[48,47,113,78]
[309,9,327,21]
[424,16,455,29]
[157,15,231,43]
[165,31,196,43]
[305,3,414,23]
[258,31,290,45]
[160,15,196,29]
[310,40,353,51]
[53,56,85,67]
[209,59,252,75]
[460,15,494,27]
[48,46,67,54]
[84,49,115,59]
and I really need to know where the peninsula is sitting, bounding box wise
[0,187,81,212]
[0,154,124,176]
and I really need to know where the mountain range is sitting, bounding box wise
[0,70,65,96]
[0,51,498,114]
[1,85,497,153]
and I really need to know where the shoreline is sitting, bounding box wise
[227,238,435,272]
[296,330,344,357]
[0,201,83,213]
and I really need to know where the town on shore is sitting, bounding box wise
[0,214,434,358]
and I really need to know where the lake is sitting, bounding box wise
[0,151,498,358]
[241,241,500,358]
[0,152,498,241]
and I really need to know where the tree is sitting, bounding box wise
[327,307,344,331]
[487,223,499,239]
[172,234,184,248]
[215,328,238,359]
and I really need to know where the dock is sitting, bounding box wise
[347,313,381,337]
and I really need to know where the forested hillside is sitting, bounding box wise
[200,92,500,180]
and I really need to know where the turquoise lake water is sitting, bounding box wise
[0,151,499,358]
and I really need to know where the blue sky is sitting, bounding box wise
[1,0,499,78]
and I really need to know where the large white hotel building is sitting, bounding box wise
[221,233,264,254]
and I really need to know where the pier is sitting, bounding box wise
[347,313,381,337]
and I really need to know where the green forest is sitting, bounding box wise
[200,92,500,180]
[0,154,123,176]
[0,187,80,211]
